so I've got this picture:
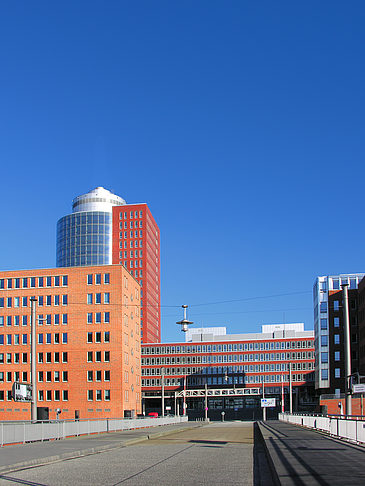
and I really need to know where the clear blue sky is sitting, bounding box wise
[1,1,364,342]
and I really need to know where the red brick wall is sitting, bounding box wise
[0,265,141,421]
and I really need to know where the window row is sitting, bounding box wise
[87,389,110,401]
[119,231,143,241]
[142,341,314,354]
[87,293,110,304]
[0,334,28,345]
[37,314,68,326]
[119,221,143,229]
[0,314,68,327]
[142,362,314,376]
[38,370,68,382]
[38,390,69,401]
[38,352,68,363]
[87,370,110,381]
[142,373,313,387]
[87,351,110,362]
[0,352,28,363]
[87,312,110,324]
[119,210,143,220]
[87,332,110,343]
[0,276,68,290]
[87,273,110,285]
[142,351,313,365]
[37,333,68,344]
[0,371,28,382]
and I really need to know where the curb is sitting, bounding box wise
[0,424,201,475]
[256,422,281,486]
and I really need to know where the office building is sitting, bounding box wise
[313,273,364,395]
[56,187,161,343]
[112,204,160,343]
[0,265,141,420]
[141,324,315,420]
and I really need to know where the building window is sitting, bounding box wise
[321,335,328,347]
[335,368,340,378]
[334,301,340,311]
[95,293,101,304]
[104,293,110,304]
[335,351,340,361]
[104,312,110,323]
[87,352,93,362]
[62,352,68,363]
[87,313,93,324]
[320,319,327,330]
[334,317,340,327]
[87,371,93,381]
[95,274,101,285]
[321,369,328,380]
[88,390,93,401]
[87,274,93,285]
[87,294,93,304]
[62,275,68,286]
[104,274,110,284]
[63,390,68,401]
[334,334,340,344]
[105,390,110,401]
[321,352,328,363]
[87,332,93,343]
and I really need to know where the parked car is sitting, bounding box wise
[147,412,159,418]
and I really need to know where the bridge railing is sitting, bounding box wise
[0,415,188,447]
[279,412,365,444]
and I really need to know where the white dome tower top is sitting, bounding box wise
[72,187,126,213]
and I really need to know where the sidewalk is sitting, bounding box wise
[258,420,365,485]
[0,422,198,474]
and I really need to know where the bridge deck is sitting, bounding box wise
[258,420,365,485]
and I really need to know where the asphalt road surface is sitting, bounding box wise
[0,422,255,486]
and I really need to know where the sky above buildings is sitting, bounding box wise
[1,1,365,342]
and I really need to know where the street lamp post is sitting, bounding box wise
[30,297,37,422]
[342,283,352,416]
[161,367,165,418]
[289,362,293,414]
[262,377,266,421]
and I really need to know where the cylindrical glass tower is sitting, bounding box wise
[56,187,125,267]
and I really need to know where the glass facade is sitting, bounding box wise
[56,212,112,267]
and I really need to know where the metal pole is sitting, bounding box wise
[262,377,266,421]
[342,283,352,416]
[183,375,186,416]
[205,382,208,421]
[161,367,165,417]
[289,362,293,414]
[30,297,37,422]
[281,374,284,413]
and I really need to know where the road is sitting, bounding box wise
[0,422,257,486]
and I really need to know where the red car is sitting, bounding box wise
[147,412,158,418]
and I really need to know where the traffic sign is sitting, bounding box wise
[261,398,276,408]
[353,384,365,394]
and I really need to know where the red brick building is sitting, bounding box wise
[141,324,316,420]
[112,204,160,343]
[0,265,141,421]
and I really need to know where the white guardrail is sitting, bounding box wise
[0,415,188,447]
[279,412,365,445]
